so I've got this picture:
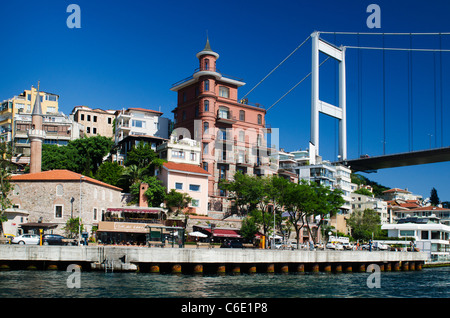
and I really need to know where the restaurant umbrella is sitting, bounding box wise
[188,231,208,238]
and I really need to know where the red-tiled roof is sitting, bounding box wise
[409,206,450,211]
[163,162,209,175]
[10,170,122,191]
[383,188,411,194]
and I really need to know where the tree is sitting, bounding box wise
[95,161,124,187]
[240,214,259,243]
[63,217,84,239]
[165,189,192,215]
[347,208,381,241]
[130,176,166,207]
[0,142,13,237]
[430,187,440,206]
[41,136,114,176]
[124,142,165,174]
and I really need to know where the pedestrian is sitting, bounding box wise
[369,239,372,252]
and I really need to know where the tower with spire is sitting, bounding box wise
[170,38,273,207]
[27,82,46,173]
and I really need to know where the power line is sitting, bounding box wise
[241,35,311,100]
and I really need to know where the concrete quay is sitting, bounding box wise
[0,245,428,274]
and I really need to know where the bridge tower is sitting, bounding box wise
[310,32,347,162]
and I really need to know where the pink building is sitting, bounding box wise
[158,161,209,215]
[170,38,276,214]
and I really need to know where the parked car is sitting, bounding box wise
[342,242,353,250]
[11,234,40,245]
[42,234,77,246]
[221,240,243,248]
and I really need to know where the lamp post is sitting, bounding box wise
[79,176,84,246]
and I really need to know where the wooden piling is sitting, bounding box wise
[172,264,182,274]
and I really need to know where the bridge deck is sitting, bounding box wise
[342,146,450,172]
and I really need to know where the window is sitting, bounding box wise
[190,152,197,161]
[93,208,98,221]
[218,128,227,141]
[203,122,209,135]
[56,184,64,196]
[182,111,186,121]
[87,115,91,121]
[218,107,229,119]
[172,150,185,158]
[54,205,63,218]
[219,165,227,180]
[183,92,187,102]
[204,59,209,70]
[204,100,209,112]
[86,127,90,133]
[203,162,208,172]
[80,114,85,121]
[203,142,209,155]
[189,184,200,191]
[239,110,245,121]
[219,86,229,98]
[108,117,112,124]
[239,130,245,142]
[195,106,199,117]
[191,199,200,207]
[132,120,146,128]
[204,80,209,91]
[93,127,97,134]
[257,114,262,125]
[93,116,97,122]
[175,182,183,190]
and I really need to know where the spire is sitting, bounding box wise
[32,81,43,116]
[196,36,219,59]
[203,34,212,52]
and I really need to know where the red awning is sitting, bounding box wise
[203,228,241,238]
[106,208,160,214]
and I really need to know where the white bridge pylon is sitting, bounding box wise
[310,31,347,162]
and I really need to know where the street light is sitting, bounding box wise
[79,176,84,246]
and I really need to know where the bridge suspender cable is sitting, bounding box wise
[241,35,311,100]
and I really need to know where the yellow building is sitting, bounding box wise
[0,86,59,142]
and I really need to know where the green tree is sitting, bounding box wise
[63,217,84,239]
[430,187,440,206]
[0,142,13,237]
[165,189,192,215]
[240,214,259,243]
[130,176,166,207]
[95,161,124,187]
[124,142,165,174]
[346,208,381,241]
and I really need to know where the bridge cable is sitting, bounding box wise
[357,33,363,157]
[440,33,444,147]
[382,34,386,155]
[241,35,311,100]
[266,56,331,112]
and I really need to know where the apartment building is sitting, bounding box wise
[114,107,171,164]
[170,38,277,211]
[71,106,116,138]
[0,85,59,142]
[351,192,389,224]
[157,135,201,166]
[13,112,84,156]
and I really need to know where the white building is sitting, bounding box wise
[114,107,170,144]
[382,218,450,262]
[157,135,201,166]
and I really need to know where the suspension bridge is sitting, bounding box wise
[244,31,450,172]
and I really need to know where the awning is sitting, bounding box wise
[203,228,241,238]
[20,223,58,229]
[107,208,160,214]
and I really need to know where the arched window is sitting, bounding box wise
[257,114,262,125]
[204,59,209,71]
[203,121,209,135]
[204,100,209,112]
[239,110,245,121]
[204,80,209,91]
[56,184,64,196]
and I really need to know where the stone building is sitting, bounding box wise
[9,169,123,236]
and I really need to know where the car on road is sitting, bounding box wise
[42,234,77,246]
[11,234,40,245]
[221,240,243,248]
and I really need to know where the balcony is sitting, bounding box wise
[216,110,236,125]
[27,129,46,140]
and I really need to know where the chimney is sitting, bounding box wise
[139,183,149,207]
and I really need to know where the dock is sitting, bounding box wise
[0,245,428,274]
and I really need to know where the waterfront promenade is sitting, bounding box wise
[0,245,428,274]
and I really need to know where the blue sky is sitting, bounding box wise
[0,0,449,201]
